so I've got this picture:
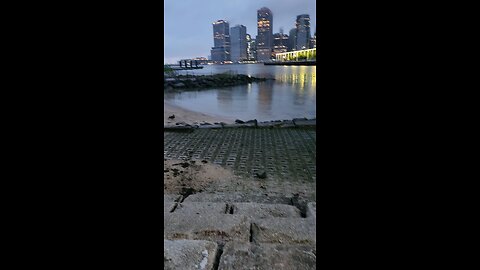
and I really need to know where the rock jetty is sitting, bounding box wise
[164,74,272,90]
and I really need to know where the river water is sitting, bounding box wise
[164,64,316,122]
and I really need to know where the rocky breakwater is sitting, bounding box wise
[164,118,317,131]
[164,74,272,90]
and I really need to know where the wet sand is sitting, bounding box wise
[164,101,234,125]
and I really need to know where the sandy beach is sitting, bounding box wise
[164,101,234,125]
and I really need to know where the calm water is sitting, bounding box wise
[164,64,316,122]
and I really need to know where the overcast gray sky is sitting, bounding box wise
[164,0,316,64]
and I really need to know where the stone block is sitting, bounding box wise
[231,203,301,219]
[184,192,292,205]
[164,202,177,213]
[164,213,250,243]
[251,218,316,245]
[218,241,316,270]
[174,202,228,215]
[164,239,218,270]
[306,202,316,219]
[198,124,223,129]
[293,119,316,127]
[164,194,182,202]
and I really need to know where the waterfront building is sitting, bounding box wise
[310,30,316,49]
[230,25,247,63]
[295,14,311,50]
[256,7,273,62]
[288,28,296,51]
[273,32,289,55]
[210,20,231,63]
[246,34,257,61]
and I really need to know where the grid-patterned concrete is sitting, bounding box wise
[164,128,316,182]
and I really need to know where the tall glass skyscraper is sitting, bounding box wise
[288,28,297,51]
[295,14,311,50]
[211,20,230,63]
[230,25,247,62]
[246,34,256,61]
[273,32,289,55]
[256,7,273,62]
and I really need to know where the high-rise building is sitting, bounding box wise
[210,20,230,63]
[256,7,273,62]
[310,30,316,49]
[288,28,296,51]
[246,34,257,61]
[295,14,311,50]
[273,32,289,55]
[230,25,247,62]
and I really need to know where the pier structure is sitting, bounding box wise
[271,48,316,65]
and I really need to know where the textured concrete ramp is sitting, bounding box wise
[218,241,316,270]
[164,239,218,270]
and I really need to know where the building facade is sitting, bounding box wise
[256,7,273,62]
[295,14,311,50]
[310,30,316,49]
[273,32,289,55]
[210,20,231,63]
[288,28,296,51]
[230,25,247,62]
[246,34,257,61]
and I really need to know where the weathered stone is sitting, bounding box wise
[163,126,194,133]
[218,241,316,270]
[293,119,316,127]
[257,121,282,128]
[231,203,301,219]
[164,213,250,243]
[164,194,182,203]
[164,202,177,213]
[164,239,218,270]
[198,124,223,129]
[222,123,255,128]
[292,117,308,122]
[173,82,185,88]
[251,218,316,245]
[279,120,295,127]
[184,192,292,205]
[174,202,228,215]
[306,202,316,219]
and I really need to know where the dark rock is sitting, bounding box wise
[256,171,267,179]
[235,119,245,124]
[293,117,308,122]
[168,115,175,120]
[245,119,258,126]
[173,82,186,88]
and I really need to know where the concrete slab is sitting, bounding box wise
[174,202,228,215]
[164,213,250,244]
[164,194,182,202]
[251,218,316,245]
[184,192,292,205]
[218,241,316,270]
[293,119,316,127]
[231,203,301,219]
[306,202,316,219]
[164,202,177,213]
[164,239,218,270]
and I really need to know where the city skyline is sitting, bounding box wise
[164,0,316,64]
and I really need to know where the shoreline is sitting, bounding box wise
[164,101,234,125]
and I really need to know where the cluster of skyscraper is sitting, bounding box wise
[210,7,316,63]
